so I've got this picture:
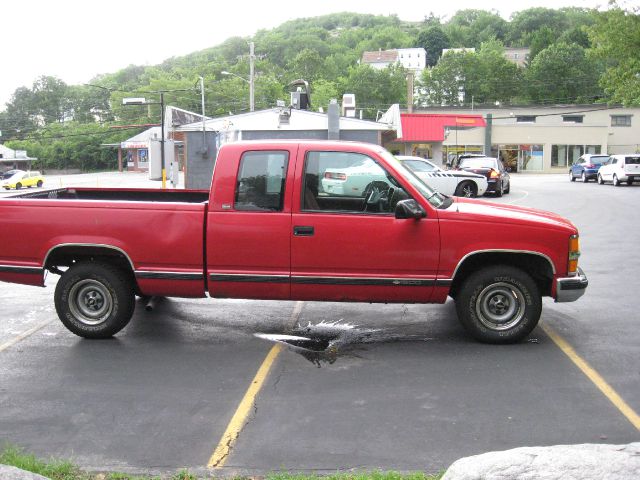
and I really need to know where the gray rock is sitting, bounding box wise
[0,465,50,480]
[442,443,640,480]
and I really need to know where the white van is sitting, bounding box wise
[597,154,640,186]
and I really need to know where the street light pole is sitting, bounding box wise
[160,92,166,189]
[221,42,255,112]
[249,42,255,112]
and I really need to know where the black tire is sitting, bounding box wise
[581,172,588,183]
[570,171,576,182]
[504,181,510,194]
[37,180,43,188]
[455,181,477,198]
[54,261,135,338]
[597,174,604,185]
[15,182,22,190]
[494,182,503,197]
[613,174,620,187]
[455,265,542,344]
[627,179,633,186]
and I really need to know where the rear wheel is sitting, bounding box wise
[455,181,477,198]
[15,182,22,189]
[37,180,43,187]
[597,174,604,185]
[613,174,620,187]
[569,171,576,182]
[581,172,588,183]
[494,182,503,197]
[54,261,135,338]
[455,265,542,344]
[627,179,633,186]
[504,181,510,194]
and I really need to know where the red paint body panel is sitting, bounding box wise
[0,140,580,308]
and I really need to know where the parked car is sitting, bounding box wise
[597,154,640,186]
[570,154,609,182]
[396,156,488,197]
[457,157,510,196]
[1,170,44,190]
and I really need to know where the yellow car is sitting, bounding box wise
[1,170,45,190]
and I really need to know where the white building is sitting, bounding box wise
[361,48,427,74]
[385,105,640,173]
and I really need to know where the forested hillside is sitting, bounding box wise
[0,5,638,171]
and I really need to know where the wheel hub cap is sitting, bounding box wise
[69,279,113,326]
[476,282,526,331]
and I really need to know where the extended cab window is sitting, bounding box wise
[302,151,409,214]
[234,151,288,211]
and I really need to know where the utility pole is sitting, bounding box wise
[160,92,166,189]
[199,76,207,155]
[249,42,255,112]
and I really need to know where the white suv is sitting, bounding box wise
[597,154,640,186]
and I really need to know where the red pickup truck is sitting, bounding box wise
[0,140,587,343]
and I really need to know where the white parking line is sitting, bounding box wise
[0,319,55,353]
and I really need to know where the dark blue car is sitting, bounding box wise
[570,154,609,182]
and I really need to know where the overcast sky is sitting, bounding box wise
[1,0,607,109]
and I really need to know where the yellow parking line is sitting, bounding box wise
[208,301,305,468]
[208,343,283,468]
[541,322,640,431]
[0,319,54,353]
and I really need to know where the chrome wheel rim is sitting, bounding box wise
[69,279,113,325]
[476,282,526,331]
[461,184,474,197]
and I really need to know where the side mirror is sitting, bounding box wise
[395,199,426,220]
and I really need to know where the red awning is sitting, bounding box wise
[397,114,486,142]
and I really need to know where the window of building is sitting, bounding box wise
[563,115,584,123]
[516,116,536,123]
[585,145,602,155]
[552,144,595,167]
[611,115,632,127]
[234,151,288,212]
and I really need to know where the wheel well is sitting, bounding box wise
[45,246,136,286]
[449,252,554,298]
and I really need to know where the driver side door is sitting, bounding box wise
[290,148,440,303]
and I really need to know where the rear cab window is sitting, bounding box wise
[234,151,288,211]
[624,156,640,165]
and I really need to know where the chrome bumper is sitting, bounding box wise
[555,268,588,303]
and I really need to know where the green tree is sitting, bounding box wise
[525,42,603,103]
[417,26,450,66]
[445,9,508,48]
[589,5,640,105]
[341,64,407,119]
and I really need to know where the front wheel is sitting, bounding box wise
[37,180,43,188]
[15,182,22,190]
[598,174,604,185]
[54,261,135,338]
[455,265,542,344]
[569,171,576,182]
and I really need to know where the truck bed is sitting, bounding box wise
[10,187,210,203]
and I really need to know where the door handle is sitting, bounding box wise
[293,226,314,236]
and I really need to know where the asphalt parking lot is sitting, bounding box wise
[1,172,639,477]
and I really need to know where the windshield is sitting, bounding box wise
[459,158,496,169]
[588,156,609,164]
[379,150,448,208]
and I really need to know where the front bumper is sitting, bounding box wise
[555,267,588,303]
